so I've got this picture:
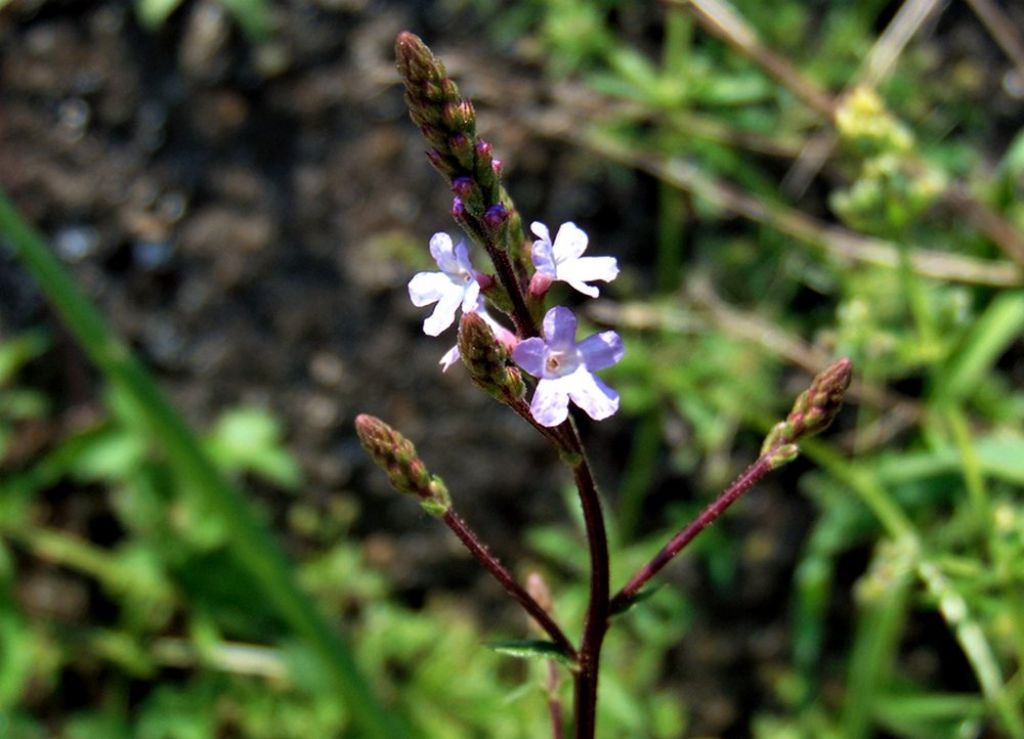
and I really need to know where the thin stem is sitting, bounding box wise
[441,509,577,661]
[509,397,578,454]
[547,660,565,739]
[559,422,611,739]
[610,450,776,612]
[465,219,538,338]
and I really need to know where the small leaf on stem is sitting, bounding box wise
[486,639,578,668]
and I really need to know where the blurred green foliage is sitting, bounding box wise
[134,0,272,41]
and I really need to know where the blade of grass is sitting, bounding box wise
[0,192,409,738]
[840,540,914,739]
[918,561,1024,738]
[934,291,1024,404]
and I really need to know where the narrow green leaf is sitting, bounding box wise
[0,191,410,738]
[485,639,577,667]
[609,584,662,616]
[134,0,184,30]
[937,291,1024,403]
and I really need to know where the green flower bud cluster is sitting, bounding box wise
[457,313,525,402]
[761,358,853,466]
[355,414,451,516]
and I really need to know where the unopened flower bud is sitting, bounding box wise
[426,147,446,171]
[442,99,476,134]
[483,203,509,229]
[449,132,475,169]
[457,312,524,401]
[395,32,441,82]
[355,414,449,513]
[761,358,853,457]
[766,443,799,470]
[451,197,466,220]
[529,271,553,299]
[451,176,475,199]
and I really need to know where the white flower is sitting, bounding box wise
[408,232,481,336]
[530,221,619,298]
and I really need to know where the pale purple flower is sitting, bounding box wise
[408,232,481,336]
[513,306,624,427]
[530,222,619,298]
[440,300,518,372]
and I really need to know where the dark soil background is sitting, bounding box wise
[1,1,980,735]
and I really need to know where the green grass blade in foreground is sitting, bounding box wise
[0,192,409,738]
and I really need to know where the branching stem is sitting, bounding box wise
[610,450,777,612]
[441,509,577,661]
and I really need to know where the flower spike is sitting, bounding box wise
[355,414,450,516]
[761,357,854,456]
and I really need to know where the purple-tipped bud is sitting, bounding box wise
[426,148,444,168]
[355,414,450,514]
[442,99,476,133]
[483,203,510,229]
[451,176,475,199]
[457,312,524,402]
[761,358,853,456]
[476,139,492,158]
[448,133,475,169]
[491,159,503,176]
[451,196,466,220]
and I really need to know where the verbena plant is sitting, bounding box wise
[354,33,853,739]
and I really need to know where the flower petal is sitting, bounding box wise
[454,239,475,275]
[459,279,481,314]
[543,306,577,349]
[481,311,519,349]
[408,271,452,307]
[558,256,619,288]
[422,289,463,336]
[578,331,624,371]
[531,239,556,275]
[551,222,588,262]
[512,337,547,376]
[530,377,571,427]
[429,232,457,272]
[564,279,600,299]
[530,221,551,244]
[439,344,460,371]
[566,368,619,421]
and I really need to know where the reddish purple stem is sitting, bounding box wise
[610,451,777,613]
[441,509,577,661]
